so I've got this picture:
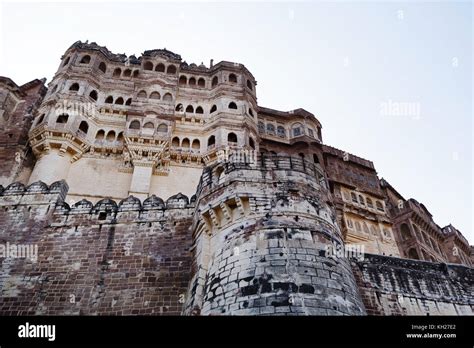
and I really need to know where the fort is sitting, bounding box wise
[0,41,472,315]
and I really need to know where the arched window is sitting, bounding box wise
[143,122,154,129]
[355,221,361,232]
[266,124,275,134]
[163,93,173,102]
[63,56,70,66]
[80,55,91,64]
[125,98,132,106]
[370,225,378,236]
[155,63,165,72]
[363,222,370,234]
[351,192,358,203]
[189,77,196,86]
[113,68,122,77]
[137,90,147,99]
[181,138,190,148]
[249,137,255,149]
[175,104,184,112]
[212,76,218,87]
[277,126,285,137]
[210,105,217,113]
[346,219,354,229]
[117,132,124,143]
[229,73,237,83]
[98,62,107,73]
[258,121,265,133]
[115,97,124,105]
[195,106,204,114]
[358,195,365,205]
[166,65,177,74]
[342,191,350,201]
[228,102,237,109]
[157,124,168,133]
[96,129,105,140]
[192,139,200,150]
[150,91,161,100]
[78,121,89,134]
[313,154,319,164]
[228,132,238,144]
[89,90,98,101]
[207,135,216,148]
[123,69,131,77]
[400,223,411,240]
[185,105,194,113]
[144,61,153,70]
[376,201,384,212]
[292,123,303,136]
[299,153,305,162]
[179,75,187,85]
[133,70,139,78]
[366,197,373,208]
[249,108,254,117]
[172,137,180,147]
[105,96,114,104]
[247,79,253,90]
[106,130,116,141]
[56,114,69,124]
[129,120,140,129]
[198,78,205,87]
[69,83,79,91]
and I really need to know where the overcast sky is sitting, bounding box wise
[0,1,472,243]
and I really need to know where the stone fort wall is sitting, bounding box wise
[0,41,472,316]
[0,181,193,315]
[353,254,473,315]
[0,157,471,315]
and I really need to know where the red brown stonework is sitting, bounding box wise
[0,41,472,316]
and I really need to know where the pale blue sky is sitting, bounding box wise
[0,1,472,243]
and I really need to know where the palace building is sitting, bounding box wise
[0,41,472,315]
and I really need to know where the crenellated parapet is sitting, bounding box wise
[352,254,474,315]
[55,192,194,221]
[0,180,68,204]
[0,178,194,316]
[0,178,195,223]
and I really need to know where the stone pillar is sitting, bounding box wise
[28,149,72,185]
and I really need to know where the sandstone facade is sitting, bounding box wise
[0,41,472,315]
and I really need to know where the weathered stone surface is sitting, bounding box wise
[352,254,473,315]
[0,41,472,316]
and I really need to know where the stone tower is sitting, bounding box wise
[185,154,366,315]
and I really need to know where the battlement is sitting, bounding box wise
[353,253,474,315]
[0,179,194,316]
[0,180,196,229]
[0,180,68,203]
[196,154,327,197]
[322,144,375,170]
